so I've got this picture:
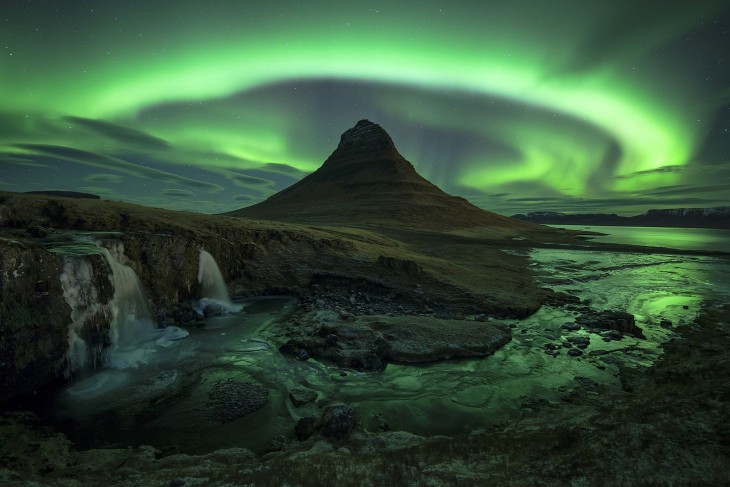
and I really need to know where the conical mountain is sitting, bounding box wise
[230,120,533,231]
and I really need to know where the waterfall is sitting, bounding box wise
[197,249,242,314]
[59,254,103,376]
[59,242,158,374]
[100,245,154,348]
[198,249,233,304]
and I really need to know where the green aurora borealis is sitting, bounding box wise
[1,1,729,214]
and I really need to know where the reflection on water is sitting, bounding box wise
[47,250,730,455]
[552,224,730,252]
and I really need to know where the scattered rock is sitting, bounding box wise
[203,302,227,317]
[576,310,644,338]
[320,403,358,439]
[567,349,583,357]
[206,379,268,423]
[561,322,582,331]
[377,255,423,275]
[566,335,590,349]
[294,416,318,441]
[659,318,673,329]
[289,388,318,407]
[265,435,287,453]
[373,412,390,431]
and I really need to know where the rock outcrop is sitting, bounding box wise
[280,313,512,370]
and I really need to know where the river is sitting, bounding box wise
[551,224,730,252]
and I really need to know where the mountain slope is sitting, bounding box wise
[229,120,534,231]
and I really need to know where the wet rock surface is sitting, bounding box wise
[319,403,358,439]
[576,310,645,338]
[280,313,512,370]
[289,388,317,407]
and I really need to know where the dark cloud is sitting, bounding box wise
[162,188,195,197]
[225,173,274,189]
[639,183,730,197]
[233,194,255,202]
[11,144,225,193]
[62,116,171,151]
[614,165,684,180]
[84,173,123,183]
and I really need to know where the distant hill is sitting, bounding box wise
[512,208,730,229]
[229,120,535,232]
[25,190,100,200]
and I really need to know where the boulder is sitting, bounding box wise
[294,416,318,441]
[289,388,318,407]
[320,403,358,439]
[205,378,268,423]
[576,311,645,338]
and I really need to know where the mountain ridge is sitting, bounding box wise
[512,207,730,229]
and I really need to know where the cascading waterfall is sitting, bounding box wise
[59,241,181,375]
[100,245,155,353]
[59,253,105,376]
[198,249,233,304]
[197,249,242,314]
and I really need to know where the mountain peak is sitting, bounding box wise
[335,119,396,153]
[229,119,533,232]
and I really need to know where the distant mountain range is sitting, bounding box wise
[512,207,730,229]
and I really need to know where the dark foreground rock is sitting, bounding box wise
[576,310,645,338]
[289,388,318,407]
[280,313,512,370]
[320,404,358,439]
[206,379,268,423]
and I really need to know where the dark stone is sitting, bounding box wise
[576,310,644,338]
[289,388,318,407]
[325,334,338,346]
[377,255,423,275]
[265,435,287,453]
[170,478,185,487]
[296,348,310,361]
[659,318,673,329]
[567,336,590,349]
[567,349,584,357]
[295,416,318,441]
[320,403,357,439]
[203,302,227,317]
[206,379,268,423]
[561,323,582,331]
[603,330,624,341]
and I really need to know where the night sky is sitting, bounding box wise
[2,1,729,215]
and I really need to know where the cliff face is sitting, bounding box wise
[0,238,72,401]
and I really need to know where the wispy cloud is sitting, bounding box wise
[11,144,225,193]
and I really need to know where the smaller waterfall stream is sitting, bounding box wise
[197,249,242,314]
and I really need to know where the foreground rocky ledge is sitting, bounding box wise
[2,304,728,486]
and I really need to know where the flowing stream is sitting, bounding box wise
[44,240,730,455]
